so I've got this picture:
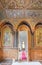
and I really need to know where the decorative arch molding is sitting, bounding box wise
[34,22,42,47]
[1,21,15,48]
[1,21,14,33]
[17,21,32,34]
[17,21,32,61]
[35,22,42,30]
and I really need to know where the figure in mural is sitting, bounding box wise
[3,28,13,47]
[4,31,11,45]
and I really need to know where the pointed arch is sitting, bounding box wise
[35,22,42,30]
[1,21,14,32]
[17,21,32,34]
[1,21,15,48]
[17,21,32,61]
[34,22,42,47]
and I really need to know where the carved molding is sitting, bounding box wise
[0,0,42,9]
[0,2,3,9]
[5,9,42,18]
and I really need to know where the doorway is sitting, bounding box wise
[18,31,28,61]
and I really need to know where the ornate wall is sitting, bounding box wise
[0,0,42,61]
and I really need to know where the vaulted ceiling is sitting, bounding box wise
[0,0,42,9]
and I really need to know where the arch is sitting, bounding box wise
[1,21,15,48]
[1,21,14,33]
[35,22,42,30]
[34,22,42,47]
[17,21,32,34]
[17,21,32,61]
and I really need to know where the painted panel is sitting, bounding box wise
[2,26,14,48]
[35,27,42,46]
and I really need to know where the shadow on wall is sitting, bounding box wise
[0,48,4,62]
[0,31,4,62]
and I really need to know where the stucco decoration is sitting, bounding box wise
[0,0,42,9]
[6,9,42,18]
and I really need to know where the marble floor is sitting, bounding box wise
[0,59,42,65]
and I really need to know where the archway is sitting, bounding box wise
[34,22,42,61]
[17,21,32,61]
[34,22,42,48]
[1,22,14,48]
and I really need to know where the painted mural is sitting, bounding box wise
[35,27,42,46]
[2,26,13,48]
